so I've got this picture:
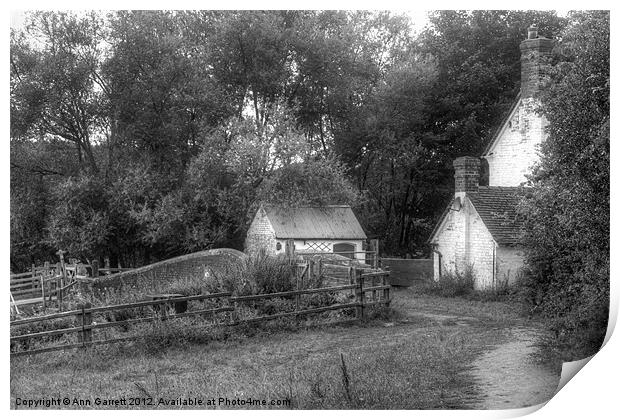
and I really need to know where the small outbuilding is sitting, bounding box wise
[245,205,367,262]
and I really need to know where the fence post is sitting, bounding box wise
[56,250,66,311]
[295,270,301,312]
[91,259,99,278]
[104,257,110,275]
[77,302,93,346]
[371,273,377,303]
[31,263,36,296]
[354,268,364,320]
[285,239,295,261]
[382,273,390,306]
[40,274,46,310]
[370,239,379,269]
[308,259,315,285]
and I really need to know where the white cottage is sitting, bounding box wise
[245,205,367,262]
[429,25,553,290]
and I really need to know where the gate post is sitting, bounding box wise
[354,268,364,320]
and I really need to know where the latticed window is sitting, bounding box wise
[305,242,331,252]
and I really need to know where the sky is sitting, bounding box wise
[9,8,431,31]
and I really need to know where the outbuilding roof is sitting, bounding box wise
[467,186,525,245]
[262,205,367,239]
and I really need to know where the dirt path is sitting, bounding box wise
[392,290,561,409]
[469,327,560,409]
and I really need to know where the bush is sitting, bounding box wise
[210,253,296,296]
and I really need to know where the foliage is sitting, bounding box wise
[519,11,609,358]
[257,154,360,208]
[46,175,114,259]
[419,10,566,157]
[210,254,296,296]
[10,11,108,174]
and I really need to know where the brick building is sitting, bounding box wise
[245,205,367,261]
[429,25,553,290]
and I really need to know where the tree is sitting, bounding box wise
[419,10,567,157]
[257,155,360,208]
[520,11,609,357]
[103,11,234,177]
[10,11,108,175]
[46,175,113,260]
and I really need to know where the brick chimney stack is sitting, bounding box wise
[519,24,554,99]
[453,156,480,197]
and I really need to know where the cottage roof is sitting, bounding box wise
[262,205,367,239]
[428,187,526,246]
[482,93,521,157]
[467,186,525,245]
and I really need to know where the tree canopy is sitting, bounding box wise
[11,10,579,270]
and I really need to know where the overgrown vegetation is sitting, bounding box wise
[431,267,476,297]
[12,290,521,409]
[519,11,609,359]
[11,254,360,355]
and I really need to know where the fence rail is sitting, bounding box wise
[10,267,390,357]
[10,258,136,316]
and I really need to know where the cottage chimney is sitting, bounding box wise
[520,24,554,99]
[453,156,480,198]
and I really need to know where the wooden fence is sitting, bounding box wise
[10,267,390,357]
[10,259,133,313]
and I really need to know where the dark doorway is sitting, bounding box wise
[333,242,355,259]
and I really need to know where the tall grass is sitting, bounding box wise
[207,254,297,296]
[422,266,476,297]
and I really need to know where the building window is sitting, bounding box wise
[276,242,282,251]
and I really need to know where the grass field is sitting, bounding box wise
[10,288,553,410]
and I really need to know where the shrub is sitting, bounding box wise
[210,253,296,296]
